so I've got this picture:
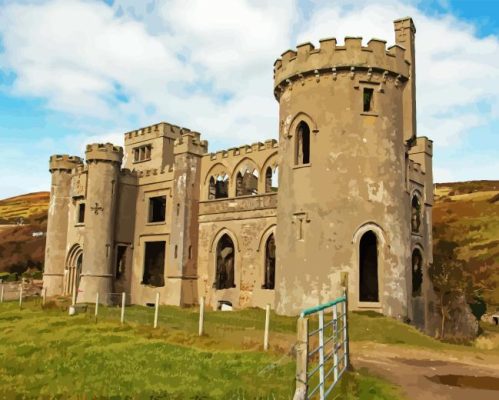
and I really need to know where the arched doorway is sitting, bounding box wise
[359,231,379,302]
[412,248,423,297]
[214,234,235,289]
[64,244,83,296]
[263,234,276,289]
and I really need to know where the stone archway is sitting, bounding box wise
[64,244,83,296]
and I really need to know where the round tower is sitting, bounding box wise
[43,155,83,296]
[77,143,123,304]
[273,22,414,317]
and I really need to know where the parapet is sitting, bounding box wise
[174,130,208,156]
[85,143,123,164]
[124,122,184,145]
[49,154,83,172]
[408,136,432,156]
[206,139,278,161]
[273,35,410,92]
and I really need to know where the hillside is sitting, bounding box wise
[0,192,49,274]
[433,181,499,307]
[0,183,497,307]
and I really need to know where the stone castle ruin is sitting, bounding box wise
[43,17,434,331]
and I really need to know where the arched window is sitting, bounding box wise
[412,248,423,297]
[214,234,235,289]
[359,231,379,302]
[411,195,422,233]
[209,175,229,199]
[265,166,278,193]
[208,177,216,200]
[236,169,258,197]
[296,121,310,165]
[263,234,276,289]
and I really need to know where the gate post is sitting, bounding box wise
[293,316,309,400]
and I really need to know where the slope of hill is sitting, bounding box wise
[0,183,497,308]
[0,191,49,225]
[433,181,499,308]
[0,192,49,274]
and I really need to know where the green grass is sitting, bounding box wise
[0,300,412,399]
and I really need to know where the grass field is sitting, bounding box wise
[0,299,407,399]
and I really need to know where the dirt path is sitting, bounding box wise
[351,342,499,400]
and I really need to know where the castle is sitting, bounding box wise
[43,17,433,329]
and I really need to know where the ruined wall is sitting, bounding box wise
[197,142,279,310]
[273,34,412,317]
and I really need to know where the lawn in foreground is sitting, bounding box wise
[0,301,407,399]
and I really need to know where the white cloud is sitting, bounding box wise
[0,0,497,198]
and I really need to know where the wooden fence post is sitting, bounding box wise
[198,296,205,336]
[264,304,270,351]
[293,317,309,400]
[0,282,4,303]
[19,284,23,310]
[95,292,99,322]
[42,287,47,307]
[120,292,126,324]
[154,292,160,329]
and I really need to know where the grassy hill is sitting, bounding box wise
[433,181,499,308]
[0,192,49,274]
[0,191,49,225]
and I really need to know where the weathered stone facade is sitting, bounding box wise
[43,17,434,330]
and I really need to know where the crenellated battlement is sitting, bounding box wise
[124,122,185,144]
[49,154,83,172]
[174,131,208,156]
[206,139,278,162]
[85,143,123,164]
[273,36,410,94]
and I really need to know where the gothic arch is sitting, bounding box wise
[231,157,259,182]
[204,162,229,185]
[257,224,277,252]
[286,111,319,139]
[352,221,386,245]
[259,151,279,178]
[64,243,83,296]
[209,228,241,253]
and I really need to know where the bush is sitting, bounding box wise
[0,272,19,282]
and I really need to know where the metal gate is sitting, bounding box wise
[293,293,349,400]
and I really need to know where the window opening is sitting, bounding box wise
[143,241,165,287]
[214,234,235,289]
[359,231,379,302]
[363,88,374,112]
[263,234,276,289]
[115,245,127,279]
[77,203,85,224]
[148,196,166,223]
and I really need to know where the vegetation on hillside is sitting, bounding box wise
[433,181,499,309]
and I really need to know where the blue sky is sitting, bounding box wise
[0,0,498,199]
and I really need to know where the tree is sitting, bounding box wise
[429,240,468,339]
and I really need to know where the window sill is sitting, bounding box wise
[360,112,379,117]
[358,301,381,308]
[146,221,166,226]
[74,223,85,227]
[133,158,152,164]
[293,163,311,170]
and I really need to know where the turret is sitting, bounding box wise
[167,131,207,305]
[43,155,83,296]
[273,19,414,317]
[77,143,123,304]
[394,17,417,142]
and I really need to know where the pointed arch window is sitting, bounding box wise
[214,234,236,289]
[359,231,379,302]
[262,234,276,289]
[296,121,310,165]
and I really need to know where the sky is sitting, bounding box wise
[0,0,498,199]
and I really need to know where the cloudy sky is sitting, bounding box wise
[0,0,497,199]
